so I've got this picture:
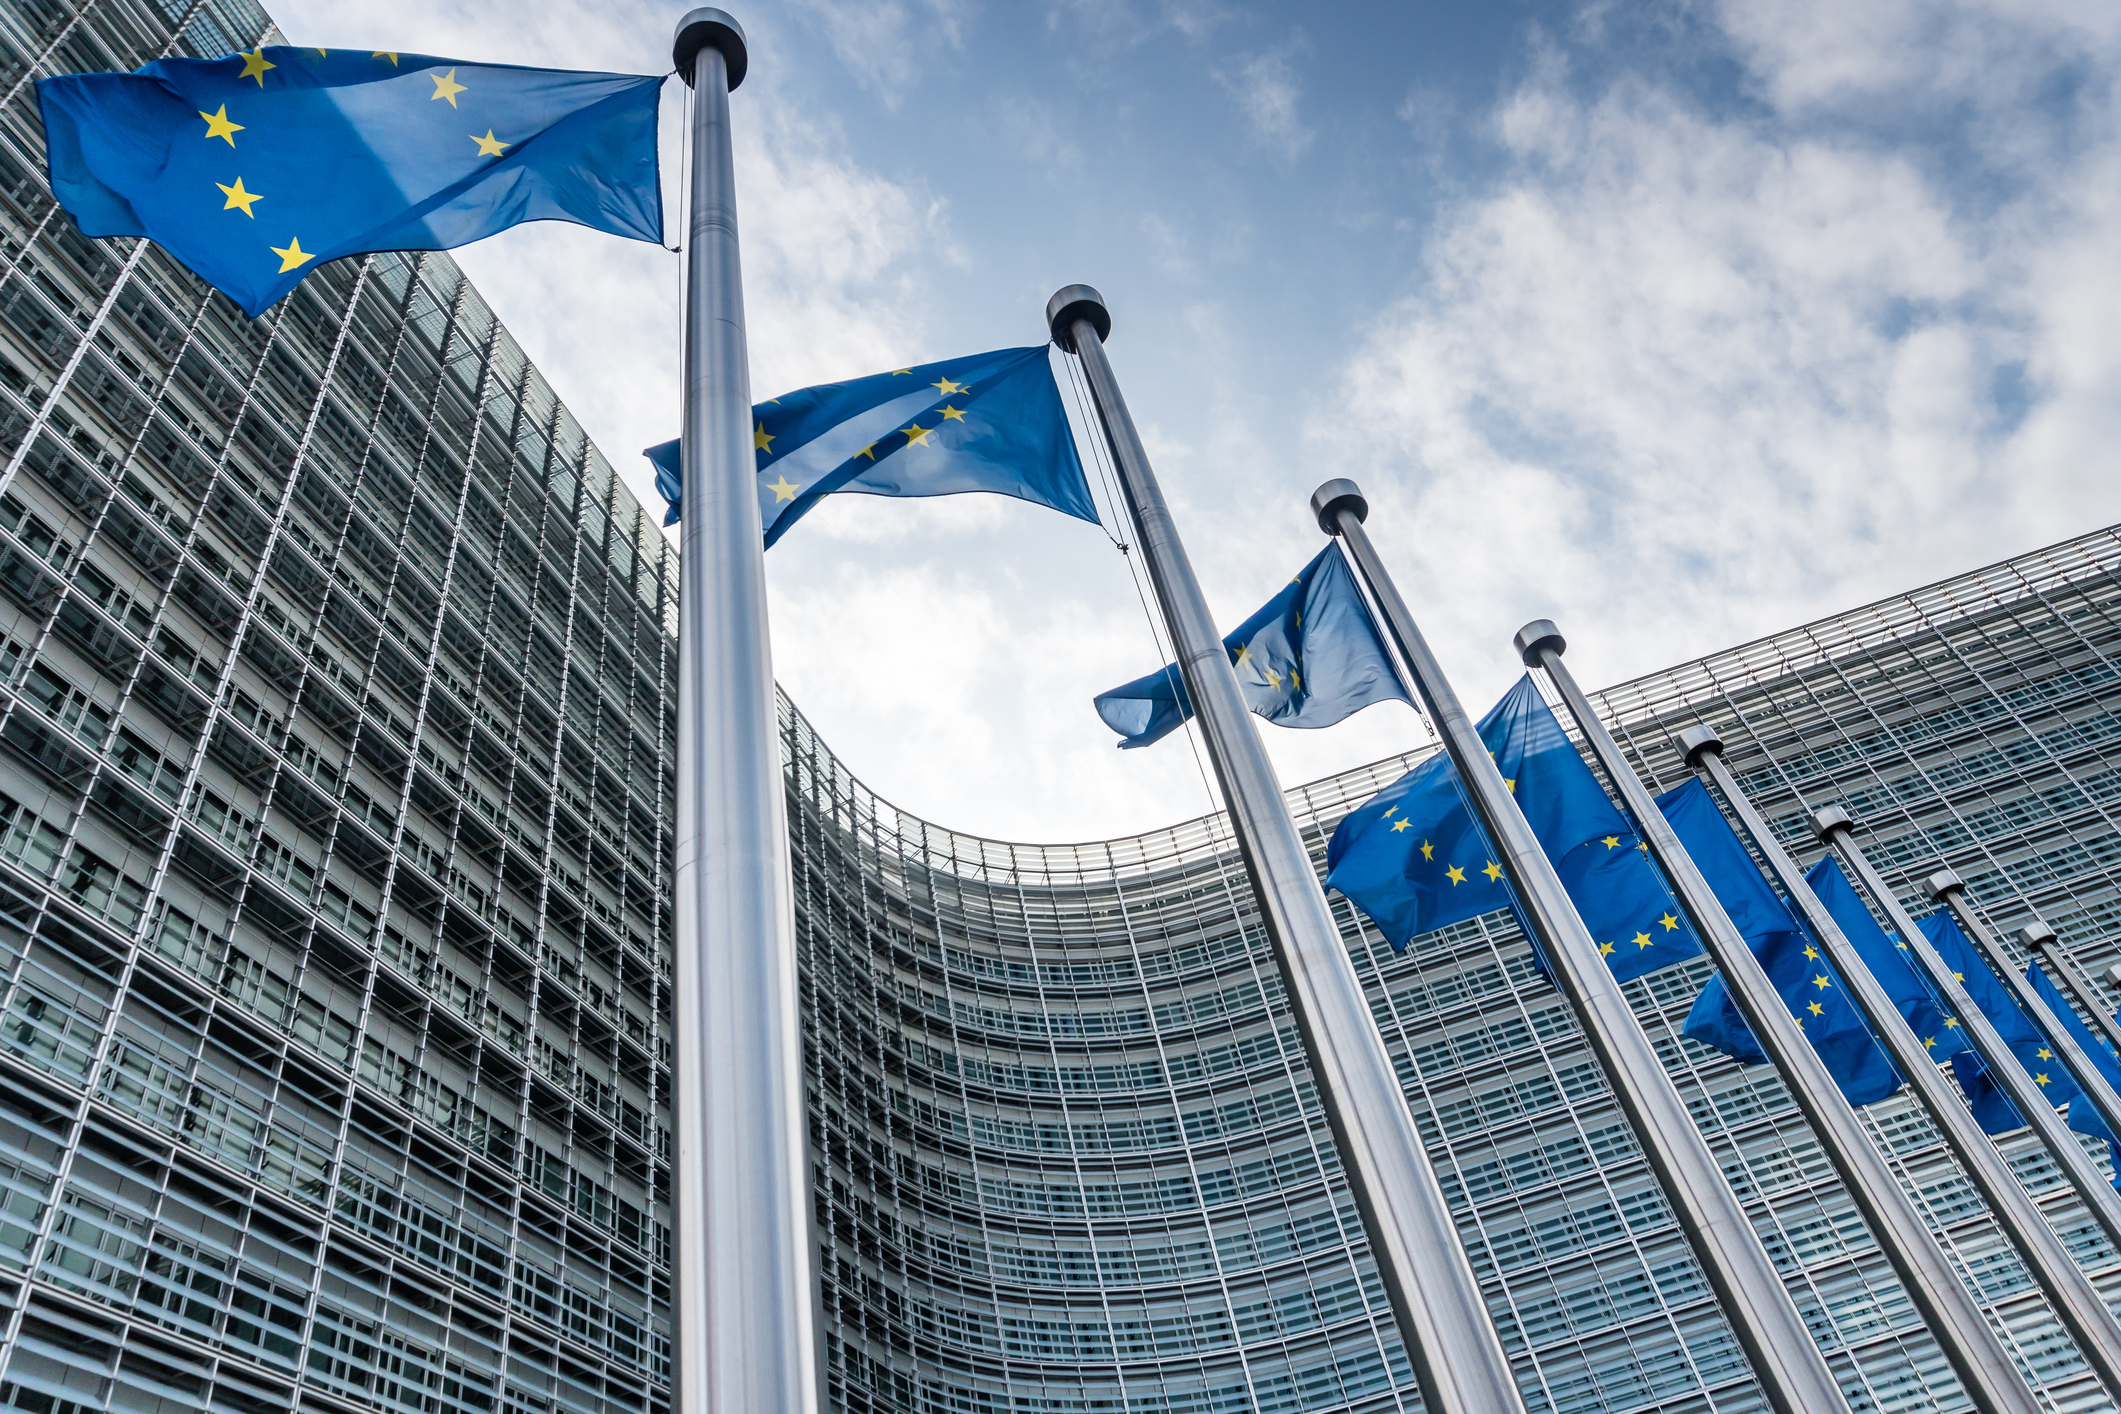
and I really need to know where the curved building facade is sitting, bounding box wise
[2,2,2121,1413]
[798,526,2121,1414]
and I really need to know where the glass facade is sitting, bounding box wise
[3,4,2121,1414]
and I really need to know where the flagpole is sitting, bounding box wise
[1816,811,2121,1257]
[1308,481,1849,1414]
[1048,289,1528,1414]
[1924,869,2121,1161]
[671,13,818,1414]
[1686,732,2121,1396]
[1518,624,2036,1414]
[2013,917,2121,1060]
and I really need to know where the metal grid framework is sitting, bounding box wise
[801,526,2121,1414]
[0,9,687,1414]
[4,3,2121,1414]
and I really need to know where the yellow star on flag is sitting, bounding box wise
[270,236,313,272]
[1813,974,1831,990]
[890,368,912,375]
[1808,1001,1825,1016]
[199,105,243,145]
[1600,941,1616,956]
[765,475,800,502]
[1601,835,1620,849]
[1389,819,1412,833]
[1633,931,1652,949]
[1445,865,1466,885]
[1658,912,1678,931]
[1803,945,1819,960]
[2037,1047,2053,1060]
[939,405,967,421]
[753,421,775,453]
[217,177,262,216]
[237,48,274,85]
[2036,1072,2051,1086]
[902,422,934,448]
[374,52,399,65]
[1945,1016,1961,1029]
[1925,1036,1937,1049]
[1419,840,1434,860]
[431,67,468,106]
[931,376,967,396]
[471,130,510,158]
[1482,861,1504,882]
[1263,667,1283,689]
[856,441,878,460]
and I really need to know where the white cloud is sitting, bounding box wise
[1216,49,1312,161]
[778,0,970,104]
[765,557,1213,841]
[1323,0,2121,702]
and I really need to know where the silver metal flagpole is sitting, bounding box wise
[2015,917,2121,1061]
[1816,811,2121,1260]
[1307,480,1849,1414]
[1518,624,2034,1414]
[1924,870,2121,1164]
[671,12,819,1414]
[1687,731,2121,1398]
[1049,290,1527,1414]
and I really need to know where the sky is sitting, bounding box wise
[266,0,2121,846]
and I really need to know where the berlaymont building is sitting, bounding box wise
[3,4,2121,1414]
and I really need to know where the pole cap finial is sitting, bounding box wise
[2018,920,2058,951]
[675,8,747,89]
[1311,479,1367,534]
[1810,805,1854,841]
[1515,620,1565,666]
[1923,868,1965,901]
[1046,285,1110,352]
[1677,723,1723,765]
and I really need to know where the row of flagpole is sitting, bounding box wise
[668,15,2121,1414]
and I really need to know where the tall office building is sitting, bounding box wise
[803,526,2121,1414]
[2,6,2121,1414]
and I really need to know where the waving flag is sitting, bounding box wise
[647,346,1096,545]
[1093,545,1409,749]
[1662,778,1902,1106]
[1327,676,1702,981]
[38,48,664,316]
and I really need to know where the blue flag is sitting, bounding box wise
[1805,857,1974,1072]
[646,346,1096,545]
[1327,676,1703,982]
[2027,964,2121,1187]
[1914,912,2081,1134]
[38,49,664,318]
[1093,546,1409,749]
[2026,964,2121,1137]
[1662,779,1901,1106]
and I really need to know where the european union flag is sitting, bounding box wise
[2026,965,2121,1131]
[1092,546,1409,749]
[1327,676,1702,982]
[1805,857,1973,1067]
[646,346,1096,545]
[1662,779,1900,1106]
[1915,912,2080,1134]
[38,48,664,317]
[2027,964,2121,1185]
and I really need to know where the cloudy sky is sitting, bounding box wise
[268,0,2121,845]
